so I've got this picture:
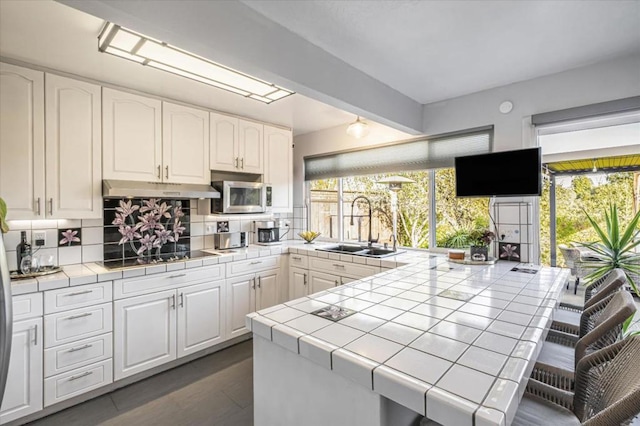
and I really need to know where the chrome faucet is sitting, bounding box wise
[350,196,378,247]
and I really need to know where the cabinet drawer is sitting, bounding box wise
[309,257,379,279]
[13,292,43,321]
[227,256,280,277]
[289,254,309,269]
[44,303,113,348]
[44,333,113,378]
[44,359,113,407]
[44,282,112,314]
[113,265,224,299]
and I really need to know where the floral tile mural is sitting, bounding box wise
[103,198,191,265]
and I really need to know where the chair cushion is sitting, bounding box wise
[553,309,580,328]
[536,341,575,373]
[513,395,580,426]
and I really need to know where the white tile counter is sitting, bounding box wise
[248,252,568,426]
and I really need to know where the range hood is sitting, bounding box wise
[103,180,220,199]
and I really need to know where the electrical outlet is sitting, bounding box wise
[499,225,519,242]
[33,231,46,247]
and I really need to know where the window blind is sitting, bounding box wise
[304,126,493,181]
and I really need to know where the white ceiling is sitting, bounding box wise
[241,0,640,104]
[0,0,362,136]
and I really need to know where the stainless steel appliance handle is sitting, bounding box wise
[68,371,93,381]
[66,290,93,296]
[0,233,13,400]
[66,312,93,320]
[68,344,93,353]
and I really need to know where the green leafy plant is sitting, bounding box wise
[469,228,496,247]
[439,228,473,248]
[578,203,640,297]
[0,197,8,234]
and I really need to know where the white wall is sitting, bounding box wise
[422,53,640,152]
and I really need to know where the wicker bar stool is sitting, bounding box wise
[531,291,636,391]
[552,269,627,336]
[516,335,640,426]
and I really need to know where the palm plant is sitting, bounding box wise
[578,203,640,297]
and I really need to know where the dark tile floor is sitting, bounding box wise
[28,340,254,426]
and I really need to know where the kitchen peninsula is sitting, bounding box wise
[248,247,567,426]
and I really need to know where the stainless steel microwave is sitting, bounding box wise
[211,181,272,214]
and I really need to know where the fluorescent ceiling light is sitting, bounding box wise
[98,22,294,104]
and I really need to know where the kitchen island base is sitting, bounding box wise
[254,335,422,426]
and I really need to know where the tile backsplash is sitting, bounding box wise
[3,205,296,270]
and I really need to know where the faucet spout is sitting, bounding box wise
[350,195,374,245]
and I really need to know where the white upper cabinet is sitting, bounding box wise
[162,102,210,185]
[209,112,239,173]
[45,74,102,219]
[238,119,263,174]
[102,88,162,182]
[264,125,293,213]
[0,63,45,220]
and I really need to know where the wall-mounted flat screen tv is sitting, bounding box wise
[454,147,542,197]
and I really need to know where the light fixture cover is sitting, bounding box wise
[346,116,370,138]
[376,176,416,191]
[97,22,294,104]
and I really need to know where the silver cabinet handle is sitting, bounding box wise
[340,277,344,285]
[49,198,53,215]
[68,344,93,353]
[165,165,169,179]
[66,290,93,296]
[179,293,184,308]
[257,276,261,288]
[303,273,307,286]
[66,312,92,320]
[35,198,41,216]
[291,256,302,260]
[252,277,256,290]
[240,157,244,169]
[332,263,345,268]
[68,371,93,381]
[168,274,186,279]
[170,294,176,309]
[250,261,262,265]
[334,280,339,286]
[235,157,239,168]
[157,165,161,179]
[32,324,38,346]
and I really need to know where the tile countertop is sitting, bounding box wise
[247,254,569,426]
[9,240,416,296]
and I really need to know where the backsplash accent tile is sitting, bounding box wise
[58,228,81,247]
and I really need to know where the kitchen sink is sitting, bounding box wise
[316,245,403,258]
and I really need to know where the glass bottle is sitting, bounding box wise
[16,230,31,272]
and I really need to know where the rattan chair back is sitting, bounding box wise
[583,269,626,310]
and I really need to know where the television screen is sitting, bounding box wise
[454,148,542,197]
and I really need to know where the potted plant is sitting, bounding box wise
[0,197,8,234]
[469,228,495,261]
[578,203,640,297]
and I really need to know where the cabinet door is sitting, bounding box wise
[102,88,162,182]
[163,102,210,184]
[238,119,263,174]
[289,267,308,301]
[264,125,292,213]
[45,74,102,219]
[226,274,255,339]
[0,63,45,220]
[308,270,339,294]
[256,268,279,311]
[113,290,177,380]
[177,280,226,358]
[209,112,239,172]
[0,318,43,424]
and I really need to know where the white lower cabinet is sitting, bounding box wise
[114,280,227,380]
[44,359,113,407]
[114,290,177,381]
[308,270,339,293]
[226,268,283,339]
[289,266,309,300]
[177,281,226,358]
[0,318,43,424]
